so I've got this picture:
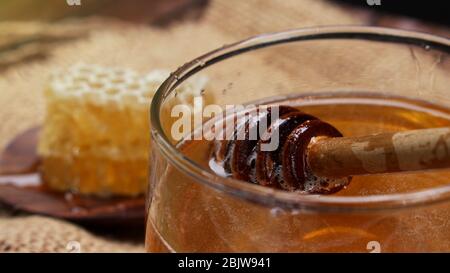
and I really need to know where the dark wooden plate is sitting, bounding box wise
[0,127,145,227]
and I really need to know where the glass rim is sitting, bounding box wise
[150,25,450,213]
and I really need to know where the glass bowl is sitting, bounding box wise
[147,26,450,252]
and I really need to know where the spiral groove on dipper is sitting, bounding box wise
[211,105,351,194]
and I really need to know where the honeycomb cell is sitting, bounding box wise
[38,63,210,197]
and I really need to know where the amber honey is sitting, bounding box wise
[146,93,450,252]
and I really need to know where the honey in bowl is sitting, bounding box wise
[146,93,450,252]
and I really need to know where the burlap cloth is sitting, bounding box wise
[0,0,364,252]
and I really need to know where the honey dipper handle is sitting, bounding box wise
[307,127,450,178]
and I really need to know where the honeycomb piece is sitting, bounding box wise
[38,63,209,197]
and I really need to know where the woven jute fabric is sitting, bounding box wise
[0,0,360,252]
[0,216,142,252]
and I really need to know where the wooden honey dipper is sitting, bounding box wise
[211,105,450,194]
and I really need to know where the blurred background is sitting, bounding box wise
[0,0,448,253]
[0,0,448,72]
[0,0,449,26]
